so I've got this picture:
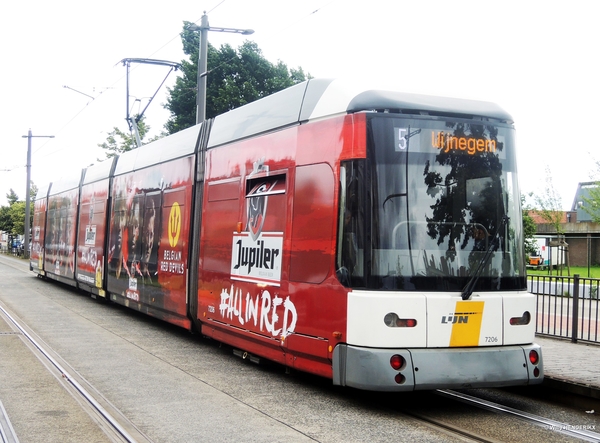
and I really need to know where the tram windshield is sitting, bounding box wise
[337,114,526,292]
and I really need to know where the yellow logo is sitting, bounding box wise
[168,202,181,248]
[449,301,484,347]
[95,262,102,288]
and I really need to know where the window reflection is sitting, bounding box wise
[337,115,525,292]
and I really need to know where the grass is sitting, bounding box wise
[527,265,600,279]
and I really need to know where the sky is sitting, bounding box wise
[1,0,599,210]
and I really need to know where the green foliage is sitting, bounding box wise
[528,265,600,278]
[0,188,34,236]
[6,189,18,205]
[164,22,309,134]
[30,183,38,202]
[7,202,25,235]
[97,115,160,160]
[521,194,537,256]
[534,166,565,234]
[0,205,11,233]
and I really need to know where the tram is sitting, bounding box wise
[30,78,543,391]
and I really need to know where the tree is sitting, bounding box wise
[0,186,37,238]
[0,190,24,236]
[98,116,158,160]
[30,183,38,202]
[0,205,11,234]
[164,22,309,134]
[7,202,25,236]
[534,167,569,274]
[6,189,18,205]
[522,194,537,257]
[534,167,565,234]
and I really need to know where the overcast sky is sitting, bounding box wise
[1,0,598,210]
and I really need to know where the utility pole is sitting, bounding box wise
[22,129,54,259]
[188,12,254,124]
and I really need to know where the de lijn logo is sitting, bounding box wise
[168,202,181,248]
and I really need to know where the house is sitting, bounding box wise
[571,181,599,223]
[532,182,600,267]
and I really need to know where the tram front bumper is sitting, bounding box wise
[332,343,543,391]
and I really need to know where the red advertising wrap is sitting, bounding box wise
[30,184,50,272]
[107,155,194,328]
[30,79,543,392]
[45,182,79,281]
[76,178,110,290]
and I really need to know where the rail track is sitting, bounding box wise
[435,389,600,442]
[0,301,153,443]
[1,254,598,442]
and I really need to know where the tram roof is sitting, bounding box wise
[113,124,201,176]
[82,156,117,185]
[208,78,513,148]
[48,170,85,196]
[35,183,52,201]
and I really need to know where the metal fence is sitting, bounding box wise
[528,274,600,343]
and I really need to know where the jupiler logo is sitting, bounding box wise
[230,160,282,286]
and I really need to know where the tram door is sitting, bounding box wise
[290,163,335,284]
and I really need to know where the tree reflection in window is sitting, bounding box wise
[423,122,505,278]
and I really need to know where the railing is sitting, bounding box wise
[528,274,600,343]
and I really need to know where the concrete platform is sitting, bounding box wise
[535,335,600,400]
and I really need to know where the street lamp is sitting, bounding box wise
[22,129,54,259]
[188,12,254,124]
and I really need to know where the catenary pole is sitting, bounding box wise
[22,129,54,259]
[189,12,254,124]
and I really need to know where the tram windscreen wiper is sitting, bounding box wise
[460,216,509,300]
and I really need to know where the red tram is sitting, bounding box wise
[31,79,543,390]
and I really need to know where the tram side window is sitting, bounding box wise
[140,192,161,283]
[45,206,58,265]
[109,198,128,279]
[337,160,366,287]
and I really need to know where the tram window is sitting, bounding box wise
[337,160,366,287]
[245,174,286,199]
[245,173,286,235]
[108,197,127,279]
[127,194,144,272]
[140,192,161,283]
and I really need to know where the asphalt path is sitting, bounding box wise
[1,254,596,442]
[0,256,458,442]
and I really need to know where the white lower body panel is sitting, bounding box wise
[332,343,543,391]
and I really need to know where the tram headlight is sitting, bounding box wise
[384,312,417,328]
[509,311,531,326]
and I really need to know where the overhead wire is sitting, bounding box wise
[2,1,234,197]
[26,0,337,163]
[194,0,338,82]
